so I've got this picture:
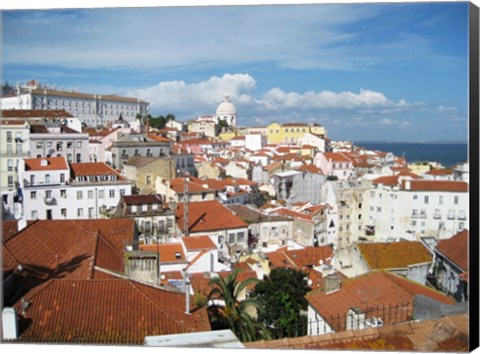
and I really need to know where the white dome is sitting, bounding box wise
[216,93,237,116]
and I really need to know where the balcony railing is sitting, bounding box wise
[433,213,442,219]
[457,214,466,220]
[24,179,68,187]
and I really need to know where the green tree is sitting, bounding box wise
[208,270,270,342]
[252,268,311,339]
[218,118,229,129]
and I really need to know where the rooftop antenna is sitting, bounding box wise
[183,173,189,237]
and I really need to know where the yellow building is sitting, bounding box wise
[266,122,326,145]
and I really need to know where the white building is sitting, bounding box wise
[1,80,149,127]
[29,122,90,163]
[364,177,468,241]
[314,152,354,180]
[19,157,132,220]
[245,133,266,151]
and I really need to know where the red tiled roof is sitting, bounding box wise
[436,229,468,271]
[147,134,172,143]
[182,235,217,251]
[294,164,324,175]
[139,243,187,263]
[273,208,312,222]
[266,246,333,270]
[306,271,455,332]
[3,219,135,294]
[2,220,19,243]
[323,152,353,163]
[169,177,212,194]
[358,241,432,270]
[1,109,73,118]
[401,180,468,192]
[14,278,210,344]
[425,169,454,176]
[122,194,164,205]
[70,162,126,181]
[176,200,248,233]
[0,119,28,126]
[24,157,68,171]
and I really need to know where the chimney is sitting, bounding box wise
[324,274,341,293]
[2,308,18,340]
[183,270,191,315]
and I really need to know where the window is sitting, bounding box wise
[61,209,67,217]
[67,154,73,163]
[77,208,84,217]
[109,190,115,198]
[454,196,459,204]
[7,144,12,154]
[57,142,63,151]
[142,204,148,211]
[16,144,22,154]
[228,234,235,244]
[76,141,82,148]
[120,189,125,196]
[61,190,67,198]
[30,191,37,199]
[31,210,38,219]
[60,173,65,183]
[439,196,444,204]
[424,195,429,204]
[88,207,95,218]
[77,191,83,200]
[45,190,52,198]
[6,131,12,142]
[67,142,73,149]
[46,141,52,147]
[146,175,152,185]
[98,190,105,199]
[412,220,417,226]
[45,174,51,184]
[413,194,418,200]
[131,205,138,213]
[36,142,43,149]
[7,159,13,172]
[88,190,94,199]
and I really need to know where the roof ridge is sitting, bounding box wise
[127,281,190,331]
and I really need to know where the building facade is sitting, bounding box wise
[1,80,149,127]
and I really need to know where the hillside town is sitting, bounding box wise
[0,80,470,349]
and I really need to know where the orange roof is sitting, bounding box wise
[1,109,73,118]
[139,243,186,263]
[266,246,333,270]
[372,175,400,186]
[323,152,352,163]
[295,164,324,174]
[274,208,312,222]
[0,119,28,125]
[182,235,217,251]
[401,180,468,192]
[3,219,135,293]
[306,271,455,332]
[24,157,68,171]
[14,278,210,344]
[358,241,432,269]
[169,177,212,194]
[176,200,248,233]
[436,229,468,271]
[147,134,172,143]
[425,169,454,176]
[70,162,126,180]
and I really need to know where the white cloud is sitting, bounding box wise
[129,73,419,123]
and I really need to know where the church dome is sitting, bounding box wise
[216,93,237,116]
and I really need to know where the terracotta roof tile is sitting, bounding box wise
[402,180,468,192]
[323,152,353,163]
[176,200,248,233]
[139,243,187,263]
[358,241,432,270]
[3,219,135,294]
[70,162,125,179]
[24,157,68,171]
[425,168,454,176]
[122,194,164,205]
[182,235,217,251]
[436,229,468,271]
[306,271,455,332]
[1,109,73,118]
[14,278,210,344]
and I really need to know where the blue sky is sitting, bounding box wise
[1,1,470,142]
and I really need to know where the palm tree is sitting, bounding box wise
[208,269,270,342]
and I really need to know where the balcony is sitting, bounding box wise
[447,213,455,220]
[433,213,442,220]
[44,197,57,206]
[457,213,466,221]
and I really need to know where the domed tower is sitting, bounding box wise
[215,93,237,127]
